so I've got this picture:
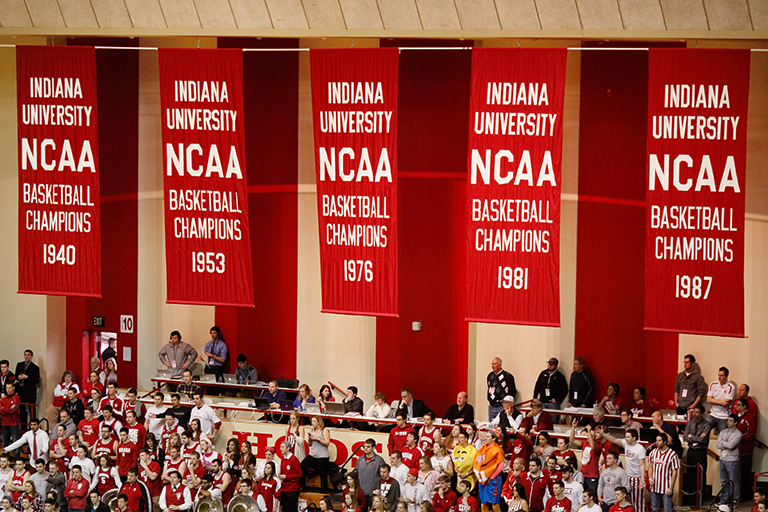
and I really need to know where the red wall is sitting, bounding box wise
[66,41,140,387]
[575,43,679,409]
[375,42,471,416]
[214,39,299,381]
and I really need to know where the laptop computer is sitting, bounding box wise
[157,369,172,379]
[660,409,678,420]
[253,397,271,410]
[279,399,295,411]
[639,428,659,443]
[325,402,345,415]
[199,374,217,383]
[305,403,321,414]
[223,374,238,384]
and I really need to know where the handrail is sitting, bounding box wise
[327,381,345,396]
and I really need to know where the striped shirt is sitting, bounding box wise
[648,447,679,494]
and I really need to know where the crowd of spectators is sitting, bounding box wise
[0,343,761,512]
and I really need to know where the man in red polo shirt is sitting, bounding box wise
[138,449,163,512]
[119,468,146,512]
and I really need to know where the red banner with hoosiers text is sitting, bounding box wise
[310,49,398,317]
[465,48,565,326]
[159,49,254,307]
[17,46,101,297]
[645,49,748,337]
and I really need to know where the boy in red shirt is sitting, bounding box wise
[433,475,457,512]
[609,487,635,512]
[457,480,478,512]
[0,382,21,456]
[119,468,145,512]
[116,428,138,482]
[78,407,100,449]
[545,481,572,512]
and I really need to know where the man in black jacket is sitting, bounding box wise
[14,350,40,428]
[567,357,595,408]
[396,388,431,420]
[532,357,568,422]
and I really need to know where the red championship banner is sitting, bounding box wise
[310,49,398,317]
[465,48,566,326]
[158,49,254,307]
[645,49,749,337]
[17,46,101,296]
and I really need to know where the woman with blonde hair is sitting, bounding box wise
[301,416,331,492]
[293,384,315,412]
[285,410,306,460]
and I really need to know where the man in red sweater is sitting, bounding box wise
[116,428,138,483]
[0,382,20,456]
[64,466,89,512]
[388,413,414,455]
[279,441,302,512]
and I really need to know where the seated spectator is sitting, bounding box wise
[443,392,474,426]
[489,396,523,435]
[317,385,336,413]
[366,392,393,422]
[293,385,315,413]
[234,355,257,385]
[588,406,606,429]
[87,388,103,417]
[100,359,118,387]
[176,371,201,401]
[343,387,364,415]
[630,387,654,418]
[618,409,641,433]
[533,432,555,466]
[598,383,622,416]
[52,371,79,409]
[80,372,103,402]
[396,389,431,421]
[522,400,554,433]
[261,381,287,410]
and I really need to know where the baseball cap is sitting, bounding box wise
[547,358,559,366]
[408,468,419,477]
[502,396,515,403]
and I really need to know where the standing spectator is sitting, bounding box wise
[0,362,14,398]
[45,461,65,510]
[100,383,125,421]
[63,388,85,426]
[200,326,228,383]
[14,350,40,428]
[682,404,710,505]
[401,432,424,470]
[487,357,516,423]
[544,480,571,512]
[124,389,146,423]
[520,459,547,512]
[373,464,400,512]
[100,359,118,387]
[706,367,736,433]
[116,428,138,483]
[533,359,568,421]
[86,489,110,512]
[356,439,384,503]
[0,383,21,455]
[189,392,221,439]
[607,487,632,512]
[159,470,192,512]
[28,459,48,497]
[402,469,427,512]
[597,453,629,512]
[567,358,594,409]
[1,417,48,462]
[234,355,257,385]
[673,354,706,416]
[70,445,95,483]
[443,392,475,426]
[101,339,117,366]
[717,415,742,507]
[732,383,758,424]
[124,411,147,448]
[64,466,89,512]
[736,399,757,499]
[278,441,302,512]
[158,332,198,380]
[302,416,331,492]
[473,430,505,512]
[650,412,682,458]
[388,413,415,455]
[647,434,679,512]
[144,393,167,441]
